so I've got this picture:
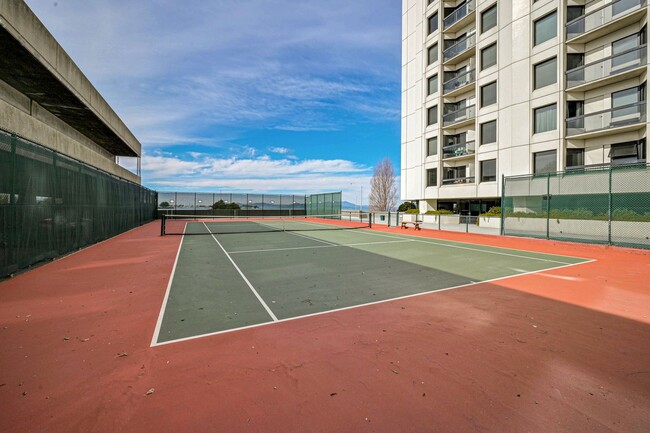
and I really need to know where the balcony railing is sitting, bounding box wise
[566,101,646,136]
[566,160,646,171]
[442,141,476,159]
[443,104,476,126]
[566,0,646,41]
[443,33,476,61]
[566,45,647,88]
[442,176,475,185]
[444,0,476,29]
[443,69,476,94]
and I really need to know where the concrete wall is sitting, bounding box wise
[0,0,141,183]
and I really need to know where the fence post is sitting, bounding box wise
[546,173,551,240]
[608,166,613,246]
[500,174,505,235]
[387,211,391,227]
[438,214,441,230]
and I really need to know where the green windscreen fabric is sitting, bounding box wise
[502,164,650,249]
[306,192,342,216]
[0,129,157,277]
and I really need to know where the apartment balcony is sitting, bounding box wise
[443,105,476,128]
[442,141,476,160]
[566,45,647,92]
[443,69,476,97]
[443,0,476,33]
[566,101,646,139]
[442,176,475,185]
[566,0,647,44]
[443,33,476,64]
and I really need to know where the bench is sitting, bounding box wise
[401,221,422,230]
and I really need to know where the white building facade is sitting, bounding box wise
[401,0,649,215]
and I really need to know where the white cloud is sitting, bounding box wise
[269,147,290,154]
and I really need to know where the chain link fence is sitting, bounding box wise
[503,164,650,249]
[306,192,342,216]
[0,129,157,278]
[157,192,307,216]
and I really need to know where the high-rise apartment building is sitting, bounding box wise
[401,0,648,215]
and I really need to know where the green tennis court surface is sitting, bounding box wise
[152,221,590,345]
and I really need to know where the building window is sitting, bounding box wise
[567,6,584,23]
[428,74,438,95]
[533,150,557,174]
[481,5,497,33]
[427,136,438,156]
[534,11,557,46]
[427,105,438,126]
[480,159,497,182]
[612,28,646,66]
[428,12,439,35]
[534,57,557,90]
[566,148,584,168]
[480,43,497,70]
[480,81,497,107]
[609,140,645,165]
[480,120,497,145]
[428,43,438,65]
[534,103,557,133]
[427,168,437,186]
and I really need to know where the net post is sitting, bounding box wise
[161,214,166,236]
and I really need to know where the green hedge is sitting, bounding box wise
[504,208,650,222]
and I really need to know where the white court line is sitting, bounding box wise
[151,258,595,347]
[229,239,414,254]
[348,229,581,265]
[150,224,187,347]
[203,222,279,322]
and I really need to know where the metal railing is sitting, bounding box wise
[442,175,475,185]
[443,33,476,61]
[566,45,647,88]
[442,141,476,159]
[444,0,476,29]
[566,101,646,136]
[566,160,646,171]
[566,0,646,40]
[443,69,476,94]
[443,104,476,126]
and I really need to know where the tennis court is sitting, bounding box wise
[152,215,590,345]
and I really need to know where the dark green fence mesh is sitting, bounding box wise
[0,129,157,277]
[306,192,342,216]
[502,164,650,249]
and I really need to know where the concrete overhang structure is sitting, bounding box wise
[0,0,142,183]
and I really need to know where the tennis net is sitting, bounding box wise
[160,214,372,235]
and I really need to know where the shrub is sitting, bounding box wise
[479,206,501,217]
[159,201,170,208]
[404,209,420,214]
[424,209,453,215]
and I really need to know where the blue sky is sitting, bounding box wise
[25,0,401,203]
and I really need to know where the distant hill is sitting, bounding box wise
[342,201,368,211]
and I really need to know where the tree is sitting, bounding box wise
[212,199,241,210]
[369,158,398,212]
[398,201,416,212]
[159,201,170,208]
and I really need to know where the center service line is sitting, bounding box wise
[202,222,279,322]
